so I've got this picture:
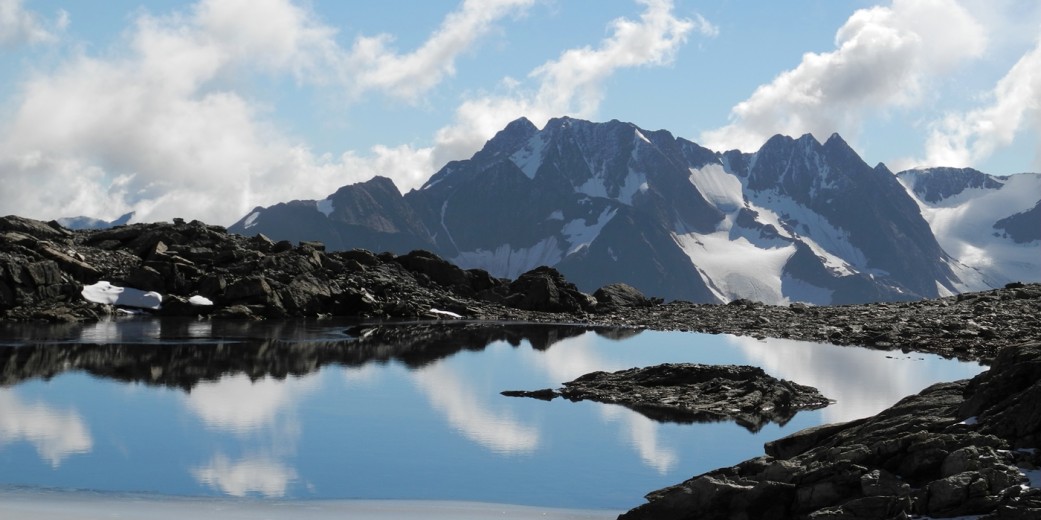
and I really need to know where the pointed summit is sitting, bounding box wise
[471,117,539,164]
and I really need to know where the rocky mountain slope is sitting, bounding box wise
[230,117,1040,306]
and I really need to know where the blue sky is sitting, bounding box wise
[0,0,1038,225]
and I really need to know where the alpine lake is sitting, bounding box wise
[0,318,984,516]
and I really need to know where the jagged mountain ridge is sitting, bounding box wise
[229,117,1040,304]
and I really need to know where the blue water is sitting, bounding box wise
[0,320,983,510]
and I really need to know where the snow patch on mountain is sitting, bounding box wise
[674,229,797,305]
[510,132,549,180]
[453,238,564,280]
[748,191,867,273]
[899,172,1041,285]
[316,198,334,217]
[575,168,647,205]
[243,212,260,229]
[689,163,744,212]
[562,208,617,255]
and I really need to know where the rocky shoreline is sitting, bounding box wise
[620,342,1041,519]
[2,215,1040,518]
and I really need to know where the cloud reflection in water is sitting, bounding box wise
[727,335,984,423]
[528,333,679,474]
[0,391,93,467]
[184,373,319,434]
[412,361,540,455]
[192,453,297,497]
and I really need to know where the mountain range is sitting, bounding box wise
[227,117,1040,305]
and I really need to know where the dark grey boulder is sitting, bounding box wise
[593,283,659,310]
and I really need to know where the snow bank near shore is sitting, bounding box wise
[0,489,619,520]
[81,281,162,309]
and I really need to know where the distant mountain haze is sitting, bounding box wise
[227,117,1041,305]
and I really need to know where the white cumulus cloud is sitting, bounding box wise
[307,0,713,198]
[700,0,986,153]
[922,34,1041,168]
[430,0,709,173]
[0,0,533,225]
[0,0,65,49]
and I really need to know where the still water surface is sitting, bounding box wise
[0,319,983,511]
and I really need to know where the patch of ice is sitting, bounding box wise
[316,198,334,217]
[959,416,978,426]
[243,212,260,230]
[189,295,214,306]
[82,281,162,310]
[546,210,564,221]
[428,309,463,319]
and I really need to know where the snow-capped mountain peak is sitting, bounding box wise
[229,117,1040,305]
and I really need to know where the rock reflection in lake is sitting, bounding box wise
[0,319,620,389]
[0,320,984,511]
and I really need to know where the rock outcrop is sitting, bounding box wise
[0,216,631,322]
[504,363,831,431]
[619,342,1041,519]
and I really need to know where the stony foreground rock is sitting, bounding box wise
[620,342,1041,520]
[0,216,621,322]
[504,363,831,432]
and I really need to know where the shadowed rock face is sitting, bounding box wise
[0,215,647,322]
[619,342,1041,520]
[505,363,831,432]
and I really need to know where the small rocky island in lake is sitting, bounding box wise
[503,363,831,431]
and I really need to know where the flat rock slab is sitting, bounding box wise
[503,363,831,431]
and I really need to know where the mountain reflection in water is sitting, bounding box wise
[0,319,983,510]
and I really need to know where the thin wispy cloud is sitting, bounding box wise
[350,0,534,101]
[431,0,709,176]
